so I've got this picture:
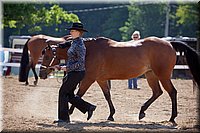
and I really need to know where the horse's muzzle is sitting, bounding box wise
[39,69,48,79]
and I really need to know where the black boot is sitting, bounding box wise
[69,95,96,120]
[87,105,96,120]
[53,119,70,123]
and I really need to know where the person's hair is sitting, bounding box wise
[80,30,84,36]
[79,30,84,36]
[132,31,141,39]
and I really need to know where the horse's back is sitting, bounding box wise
[31,34,66,42]
[85,37,149,79]
[28,34,66,50]
[86,36,176,80]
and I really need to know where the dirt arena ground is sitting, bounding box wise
[1,76,200,132]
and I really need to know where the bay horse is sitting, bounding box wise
[39,37,200,123]
[19,34,72,85]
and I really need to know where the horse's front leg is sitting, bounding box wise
[31,66,38,86]
[97,80,115,121]
[25,65,31,85]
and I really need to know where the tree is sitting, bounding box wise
[175,3,199,37]
[119,3,167,41]
[60,3,128,40]
[101,8,128,41]
[120,2,199,41]
[3,4,79,34]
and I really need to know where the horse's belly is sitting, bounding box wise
[97,65,149,80]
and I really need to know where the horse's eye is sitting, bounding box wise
[42,49,46,55]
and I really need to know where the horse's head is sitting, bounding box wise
[39,44,68,79]
[39,45,60,79]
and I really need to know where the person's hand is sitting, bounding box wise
[49,65,68,71]
[45,39,50,43]
[50,65,61,70]
[60,66,68,72]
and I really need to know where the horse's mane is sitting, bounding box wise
[62,36,114,47]
[83,37,111,41]
[83,37,97,41]
[62,34,113,43]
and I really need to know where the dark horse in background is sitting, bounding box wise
[38,36,200,123]
[19,34,71,85]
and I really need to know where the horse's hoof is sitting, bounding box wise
[169,119,177,126]
[139,112,145,120]
[171,121,177,126]
[25,82,29,86]
[34,81,38,86]
[107,116,114,121]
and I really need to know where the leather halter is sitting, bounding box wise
[40,44,58,69]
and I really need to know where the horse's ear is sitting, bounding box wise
[42,49,46,55]
[47,44,51,49]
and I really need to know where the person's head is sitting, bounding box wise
[67,22,88,39]
[131,31,140,40]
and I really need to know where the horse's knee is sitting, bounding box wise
[140,89,163,113]
[155,89,163,97]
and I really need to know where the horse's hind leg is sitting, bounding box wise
[160,79,177,123]
[139,71,163,120]
[97,80,115,121]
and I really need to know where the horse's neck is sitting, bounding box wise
[58,48,68,60]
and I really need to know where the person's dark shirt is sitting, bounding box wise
[65,37,86,72]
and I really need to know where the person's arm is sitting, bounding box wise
[50,64,68,72]
[57,41,72,49]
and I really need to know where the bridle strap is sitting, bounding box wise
[41,45,58,69]
[49,56,56,67]
[40,65,47,69]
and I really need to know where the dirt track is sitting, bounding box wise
[1,76,200,132]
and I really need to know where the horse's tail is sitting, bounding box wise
[170,41,200,89]
[19,39,30,82]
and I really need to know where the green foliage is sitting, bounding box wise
[3,4,79,34]
[3,3,37,30]
[120,2,199,40]
[3,2,199,47]
[176,4,198,25]
[175,3,199,36]
[101,8,128,40]
[120,3,167,41]
[60,4,128,40]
